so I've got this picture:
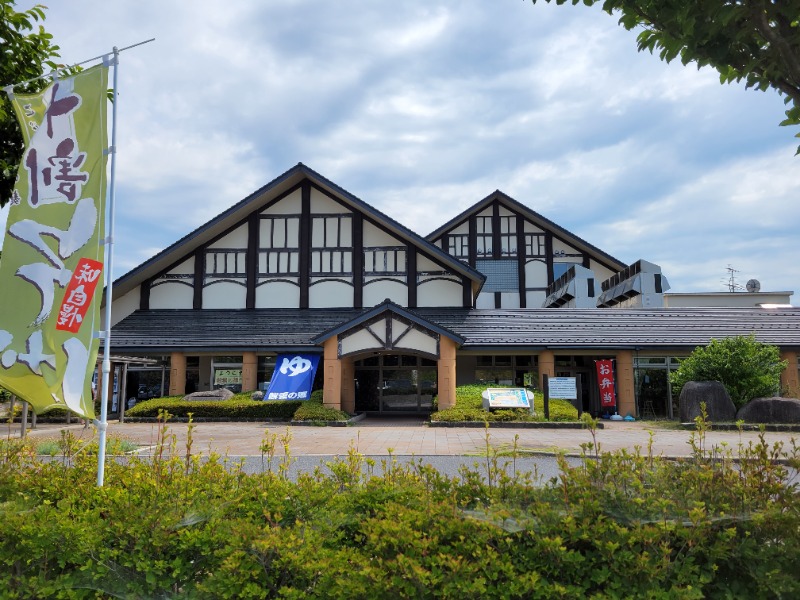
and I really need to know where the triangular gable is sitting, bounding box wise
[313,299,464,358]
[110,164,485,303]
[425,190,625,273]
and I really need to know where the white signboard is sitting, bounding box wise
[548,377,577,400]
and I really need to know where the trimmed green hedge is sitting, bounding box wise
[126,395,302,420]
[432,384,578,422]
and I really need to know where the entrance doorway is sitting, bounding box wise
[354,354,437,414]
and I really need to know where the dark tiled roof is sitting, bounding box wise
[108,307,800,354]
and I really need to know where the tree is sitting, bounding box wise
[1,1,68,207]
[529,1,800,152]
[671,335,786,409]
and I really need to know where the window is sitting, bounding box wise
[364,246,406,275]
[476,216,492,257]
[499,216,517,257]
[205,250,246,278]
[524,233,545,257]
[260,216,300,276]
[447,234,469,259]
[311,215,353,275]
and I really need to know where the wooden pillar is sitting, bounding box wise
[169,352,187,396]
[119,363,129,423]
[615,350,636,417]
[341,356,355,414]
[242,351,258,392]
[538,350,555,391]
[322,337,343,411]
[781,351,799,396]
[437,337,458,410]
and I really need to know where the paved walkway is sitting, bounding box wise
[5,417,798,458]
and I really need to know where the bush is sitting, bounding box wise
[671,335,786,409]
[293,401,350,422]
[0,416,797,597]
[126,396,302,420]
[432,384,578,422]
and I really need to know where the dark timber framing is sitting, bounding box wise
[299,182,311,308]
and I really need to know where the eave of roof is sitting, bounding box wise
[106,307,800,354]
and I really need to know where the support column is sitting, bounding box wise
[341,356,355,414]
[781,351,799,396]
[242,351,258,393]
[169,352,187,396]
[615,350,636,417]
[322,337,343,411]
[437,337,458,410]
[538,350,555,391]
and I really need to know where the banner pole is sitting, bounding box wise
[96,47,120,487]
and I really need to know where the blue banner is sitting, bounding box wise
[265,354,321,401]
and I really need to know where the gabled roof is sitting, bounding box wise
[425,190,626,273]
[312,299,464,345]
[110,163,485,300]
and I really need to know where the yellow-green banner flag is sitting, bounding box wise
[0,64,108,419]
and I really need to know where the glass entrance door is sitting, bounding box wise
[354,355,437,414]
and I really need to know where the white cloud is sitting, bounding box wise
[4,0,798,303]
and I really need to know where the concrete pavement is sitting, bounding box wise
[5,417,798,459]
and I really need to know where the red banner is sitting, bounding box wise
[55,258,103,333]
[595,359,617,408]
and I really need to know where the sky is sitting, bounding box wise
[2,0,799,303]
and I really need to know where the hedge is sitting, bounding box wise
[0,416,797,598]
[432,384,578,422]
[125,395,302,420]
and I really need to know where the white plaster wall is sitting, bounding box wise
[527,290,547,308]
[108,287,140,326]
[590,259,616,284]
[498,206,514,217]
[417,278,463,307]
[476,292,495,309]
[203,281,247,308]
[363,279,407,306]
[552,238,580,254]
[167,257,194,275]
[417,254,444,272]
[525,259,547,288]
[501,292,520,308]
[255,281,300,308]
[263,189,302,214]
[391,323,437,355]
[341,329,383,356]
[363,221,401,246]
[209,224,248,249]
[477,207,492,218]
[523,221,544,233]
[449,222,469,235]
[310,188,349,213]
[309,280,354,308]
[150,281,194,309]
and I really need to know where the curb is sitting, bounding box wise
[428,421,603,429]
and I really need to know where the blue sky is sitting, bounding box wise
[2,0,798,302]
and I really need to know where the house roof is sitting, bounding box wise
[425,190,626,273]
[109,163,485,302]
[107,307,800,354]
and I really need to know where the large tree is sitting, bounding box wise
[530,0,800,151]
[1,0,67,207]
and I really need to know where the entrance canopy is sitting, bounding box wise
[313,299,464,360]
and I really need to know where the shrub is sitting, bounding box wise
[293,401,350,422]
[431,384,578,422]
[671,335,786,408]
[126,396,302,420]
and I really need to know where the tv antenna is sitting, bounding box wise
[724,265,744,292]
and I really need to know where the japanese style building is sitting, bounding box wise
[104,164,800,419]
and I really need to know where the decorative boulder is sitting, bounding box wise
[736,397,800,424]
[183,388,235,402]
[679,381,737,423]
[251,391,265,401]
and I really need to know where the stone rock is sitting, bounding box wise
[679,381,737,423]
[736,397,800,424]
[183,388,235,402]
[251,391,264,401]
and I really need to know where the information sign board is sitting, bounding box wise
[484,388,531,409]
[548,377,577,400]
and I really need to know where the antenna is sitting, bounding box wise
[724,265,743,292]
